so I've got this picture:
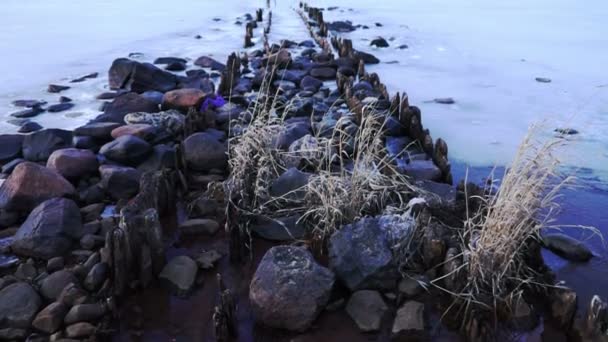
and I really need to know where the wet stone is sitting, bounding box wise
[346,290,388,332]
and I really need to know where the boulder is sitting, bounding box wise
[11,198,83,259]
[18,121,43,133]
[99,165,141,200]
[0,134,24,163]
[392,301,426,339]
[124,110,185,136]
[22,129,72,162]
[108,58,178,93]
[161,88,207,111]
[250,246,335,332]
[370,37,389,48]
[48,84,70,93]
[327,21,357,32]
[543,233,593,262]
[329,214,415,291]
[196,250,223,270]
[64,303,106,325]
[84,262,109,291]
[300,76,323,92]
[0,162,75,212]
[74,122,122,140]
[159,255,198,297]
[110,124,156,141]
[182,132,227,172]
[251,215,307,241]
[99,135,152,165]
[47,102,75,113]
[551,287,577,328]
[273,121,310,150]
[354,50,380,64]
[269,168,311,202]
[178,219,220,236]
[0,282,42,329]
[194,56,226,71]
[96,92,159,123]
[32,302,68,333]
[403,159,442,181]
[346,290,388,332]
[46,148,98,179]
[65,322,96,339]
[40,270,78,301]
[10,107,44,118]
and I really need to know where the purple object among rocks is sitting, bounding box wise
[200,94,226,112]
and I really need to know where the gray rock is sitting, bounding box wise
[64,303,106,325]
[398,276,427,298]
[47,257,65,274]
[346,290,388,332]
[182,132,227,172]
[0,282,42,328]
[40,270,78,301]
[0,134,24,163]
[178,219,220,236]
[269,168,311,202]
[12,198,83,259]
[159,255,198,297]
[15,262,37,281]
[251,215,306,241]
[99,135,152,166]
[392,301,426,338]
[403,159,442,181]
[32,302,68,333]
[99,165,141,200]
[65,322,96,339]
[543,233,593,262]
[250,246,335,332]
[109,58,178,93]
[273,122,310,150]
[196,250,222,270]
[57,283,87,307]
[329,215,415,291]
[74,122,122,140]
[415,180,457,207]
[22,129,73,162]
[96,92,159,124]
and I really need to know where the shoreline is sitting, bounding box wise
[0,2,605,341]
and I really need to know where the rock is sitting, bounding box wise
[0,162,75,212]
[22,129,72,162]
[415,180,457,207]
[543,233,593,262]
[0,283,42,329]
[354,51,380,64]
[70,72,98,83]
[99,135,152,165]
[392,301,426,338]
[300,76,323,92]
[250,246,334,331]
[555,128,579,135]
[1,158,24,174]
[110,124,156,141]
[0,134,24,163]
[251,215,306,241]
[12,99,46,108]
[57,283,87,307]
[264,49,292,68]
[179,219,220,236]
[46,148,98,179]
[96,91,124,100]
[141,90,165,105]
[194,56,226,71]
[80,204,104,223]
[535,77,552,83]
[162,88,207,111]
[65,322,96,339]
[64,303,106,325]
[345,290,388,332]
[551,287,577,328]
[327,21,356,32]
[74,122,122,140]
[18,121,43,133]
[108,58,178,93]
[32,302,68,333]
[398,44,409,49]
[47,257,65,273]
[182,132,227,172]
[0,328,27,340]
[15,262,37,281]
[370,37,389,48]
[433,97,455,104]
[80,234,104,250]
[10,107,44,118]
[309,67,336,80]
[403,160,442,181]
[196,250,222,270]
[269,168,311,202]
[284,134,330,169]
[274,122,310,150]
[11,198,83,259]
[124,110,185,136]
[137,144,177,173]
[40,270,78,301]
[154,57,187,65]
[47,103,75,113]
[159,255,198,297]
[398,276,427,297]
[99,165,141,200]
[96,92,159,124]
[48,84,70,93]
[329,214,415,291]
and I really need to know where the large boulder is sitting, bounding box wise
[0,162,75,212]
[40,270,78,301]
[543,233,593,262]
[109,58,178,93]
[46,148,98,179]
[329,214,415,291]
[0,134,24,163]
[0,282,42,329]
[99,135,152,165]
[11,198,83,259]
[22,129,72,162]
[95,92,159,123]
[182,132,227,172]
[161,88,207,111]
[250,246,335,332]
[99,165,141,200]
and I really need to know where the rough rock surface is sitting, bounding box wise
[99,135,152,165]
[159,255,198,297]
[250,246,335,332]
[0,282,42,329]
[345,290,388,332]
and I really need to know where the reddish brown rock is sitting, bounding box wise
[110,124,156,141]
[161,88,207,111]
[0,162,75,212]
[47,148,98,179]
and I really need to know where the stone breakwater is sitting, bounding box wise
[0,2,604,341]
